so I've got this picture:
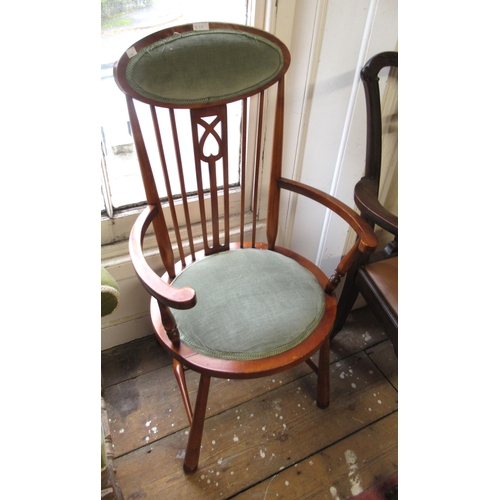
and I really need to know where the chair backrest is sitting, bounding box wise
[360,51,398,196]
[114,23,290,280]
[356,51,398,244]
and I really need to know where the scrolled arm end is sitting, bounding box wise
[129,205,197,310]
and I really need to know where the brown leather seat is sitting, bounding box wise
[356,256,398,354]
[362,256,398,317]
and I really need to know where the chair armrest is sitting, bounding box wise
[129,205,197,310]
[354,177,398,235]
[278,178,378,294]
[278,178,378,254]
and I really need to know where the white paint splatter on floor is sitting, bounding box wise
[345,449,363,496]
[330,486,341,499]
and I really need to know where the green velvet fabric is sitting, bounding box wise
[126,29,284,105]
[101,267,120,318]
[170,249,325,360]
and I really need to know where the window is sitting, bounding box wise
[101,0,252,244]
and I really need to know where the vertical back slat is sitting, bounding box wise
[221,107,230,248]
[239,98,248,248]
[190,110,210,252]
[151,105,186,267]
[252,91,265,247]
[208,153,220,249]
[169,109,196,261]
[266,78,286,250]
[126,96,176,278]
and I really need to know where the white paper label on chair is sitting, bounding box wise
[126,46,137,58]
[193,22,209,31]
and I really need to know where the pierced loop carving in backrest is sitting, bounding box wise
[197,114,224,162]
[191,105,230,254]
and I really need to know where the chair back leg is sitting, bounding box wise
[183,373,211,472]
[173,360,194,425]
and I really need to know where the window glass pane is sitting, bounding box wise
[101,0,248,214]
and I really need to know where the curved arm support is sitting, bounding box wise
[278,178,378,254]
[278,178,378,294]
[129,205,197,310]
[354,177,398,235]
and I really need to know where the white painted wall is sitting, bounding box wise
[280,0,398,274]
[101,0,398,350]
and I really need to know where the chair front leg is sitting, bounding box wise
[316,337,330,409]
[183,373,211,473]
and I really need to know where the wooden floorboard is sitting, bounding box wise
[233,412,398,500]
[101,307,398,499]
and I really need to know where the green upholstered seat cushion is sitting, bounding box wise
[170,249,325,360]
[126,29,284,105]
[101,267,120,317]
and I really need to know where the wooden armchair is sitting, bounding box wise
[332,51,398,355]
[113,22,378,472]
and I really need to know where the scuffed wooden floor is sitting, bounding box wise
[101,307,398,499]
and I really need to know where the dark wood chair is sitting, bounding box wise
[332,51,398,355]
[114,22,378,472]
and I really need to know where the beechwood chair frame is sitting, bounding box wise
[114,22,378,472]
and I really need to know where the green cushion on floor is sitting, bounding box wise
[101,267,120,317]
[170,248,325,360]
